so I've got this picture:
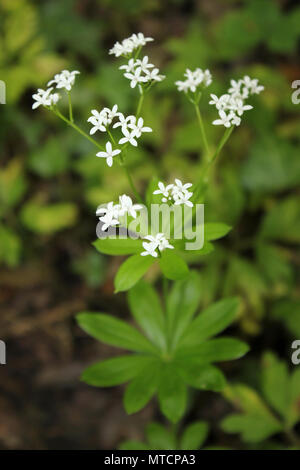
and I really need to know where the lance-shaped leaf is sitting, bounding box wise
[159,250,189,280]
[81,354,155,386]
[115,254,156,292]
[204,222,232,241]
[166,271,202,350]
[77,312,157,353]
[178,297,239,348]
[176,337,249,363]
[176,362,226,392]
[128,281,167,351]
[179,421,209,450]
[158,364,187,423]
[93,237,143,256]
[124,359,160,414]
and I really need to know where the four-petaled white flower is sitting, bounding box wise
[119,194,143,218]
[48,70,80,91]
[109,33,153,57]
[32,88,60,109]
[153,179,194,207]
[141,233,174,258]
[119,127,138,146]
[96,141,121,167]
[124,67,148,88]
[129,117,152,138]
[212,110,233,128]
[121,57,165,90]
[175,67,212,94]
[210,75,264,127]
[96,202,120,231]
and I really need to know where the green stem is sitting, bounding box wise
[67,91,73,122]
[136,93,144,118]
[194,103,210,160]
[53,108,103,150]
[124,166,143,203]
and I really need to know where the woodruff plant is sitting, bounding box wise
[33,33,263,428]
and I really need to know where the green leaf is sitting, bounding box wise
[124,360,160,414]
[119,441,150,450]
[241,138,300,193]
[204,223,231,241]
[178,298,239,348]
[221,414,282,443]
[176,362,226,392]
[81,355,153,387]
[21,200,78,234]
[159,250,189,281]
[158,364,187,423]
[222,383,283,442]
[0,225,21,267]
[261,352,289,418]
[180,421,209,450]
[115,254,156,292]
[128,281,166,351]
[146,422,176,450]
[176,338,249,363]
[166,271,202,350]
[76,312,156,353]
[93,237,143,256]
[259,197,300,243]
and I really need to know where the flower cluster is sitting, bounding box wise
[120,56,165,89]
[88,104,152,166]
[175,68,212,94]
[48,69,80,91]
[153,179,194,207]
[141,233,174,258]
[96,195,143,231]
[109,33,153,57]
[210,75,264,128]
[32,88,60,109]
[32,69,80,110]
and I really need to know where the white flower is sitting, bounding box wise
[124,67,147,88]
[145,67,165,82]
[129,117,152,138]
[119,127,138,147]
[32,88,58,109]
[130,33,153,48]
[48,69,80,91]
[119,194,143,218]
[141,233,174,258]
[96,202,120,231]
[230,98,253,116]
[210,76,263,127]
[136,56,154,72]
[153,182,174,201]
[213,110,233,128]
[87,105,120,134]
[141,239,159,258]
[153,179,194,207]
[175,67,212,93]
[96,141,121,167]
[121,57,164,89]
[113,113,136,131]
[109,33,153,57]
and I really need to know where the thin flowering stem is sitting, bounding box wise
[124,166,143,203]
[52,107,104,150]
[194,102,210,161]
[136,92,144,118]
[67,91,73,123]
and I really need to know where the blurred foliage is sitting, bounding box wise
[0,0,299,450]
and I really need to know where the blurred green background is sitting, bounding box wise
[0,0,299,450]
